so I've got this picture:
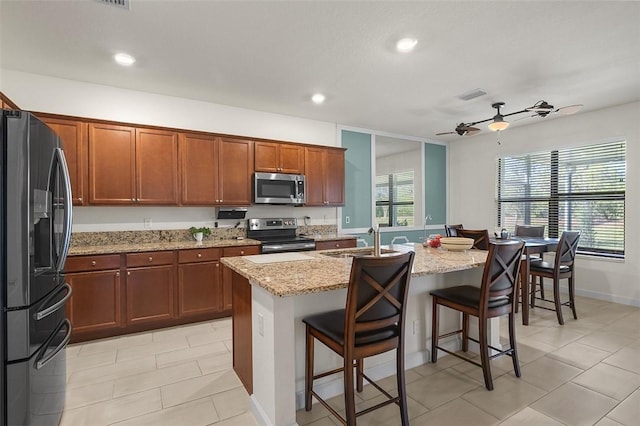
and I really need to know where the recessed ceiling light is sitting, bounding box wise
[114,52,136,66]
[396,38,418,53]
[311,93,326,104]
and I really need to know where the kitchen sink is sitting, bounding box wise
[319,247,398,258]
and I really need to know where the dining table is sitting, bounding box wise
[493,236,559,325]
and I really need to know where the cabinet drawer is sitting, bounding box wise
[65,254,121,272]
[315,239,357,251]
[178,248,221,264]
[126,251,175,267]
[223,245,260,257]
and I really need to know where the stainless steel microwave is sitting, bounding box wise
[254,172,305,205]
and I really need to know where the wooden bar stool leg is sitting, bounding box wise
[509,312,521,377]
[396,346,409,425]
[431,298,439,363]
[553,277,564,325]
[479,316,493,390]
[344,356,357,426]
[356,359,364,392]
[539,276,545,299]
[305,326,314,411]
[462,313,469,352]
[569,276,578,319]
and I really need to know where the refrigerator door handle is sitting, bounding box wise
[55,147,73,272]
[35,283,72,321]
[35,319,72,370]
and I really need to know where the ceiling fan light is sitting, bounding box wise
[488,117,509,132]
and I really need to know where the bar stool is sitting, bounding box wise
[514,224,546,238]
[431,240,525,390]
[456,228,490,250]
[303,251,415,425]
[445,224,463,237]
[529,231,581,325]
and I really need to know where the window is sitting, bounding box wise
[376,170,415,227]
[497,141,626,258]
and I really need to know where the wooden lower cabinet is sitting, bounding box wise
[178,248,222,317]
[66,269,122,335]
[315,238,357,251]
[230,268,253,394]
[126,264,176,325]
[222,245,259,310]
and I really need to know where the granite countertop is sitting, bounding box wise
[69,238,262,256]
[308,234,358,242]
[221,243,488,297]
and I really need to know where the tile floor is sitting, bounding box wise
[61,295,640,425]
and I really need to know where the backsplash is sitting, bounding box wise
[70,225,338,247]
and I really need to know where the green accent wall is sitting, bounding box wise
[342,130,372,229]
[424,143,447,225]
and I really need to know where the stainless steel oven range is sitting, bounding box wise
[247,218,315,253]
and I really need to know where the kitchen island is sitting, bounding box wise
[221,244,489,426]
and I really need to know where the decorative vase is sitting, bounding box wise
[194,232,203,242]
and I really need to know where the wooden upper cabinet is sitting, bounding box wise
[179,133,218,205]
[304,146,345,206]
[254,141,304,174]
[88,123,136,204]
[135,128,179,204]
[41,117,87,205]
[218,137,254,206]
[88,123,178,205]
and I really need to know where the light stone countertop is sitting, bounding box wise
[221,243,488,297]
[309,234,358,242]
[68,238,262,256]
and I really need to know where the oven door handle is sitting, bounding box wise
[35,319,72,370]
[35,283,72,321]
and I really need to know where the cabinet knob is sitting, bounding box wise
[197,253,202,258]
[116,272,120,277]
[335,244,340,248]
[91,260,97,266]
[131,198,135,202]
[240,250,245,255]
[148,257,153,262]
[127,271,131,276]
[79,197,83,202]
[216,263,219,268]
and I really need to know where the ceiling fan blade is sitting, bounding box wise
[465,126,481,135]
[513,114,537,122]
[556,104,583,115]
[435,131,455,136]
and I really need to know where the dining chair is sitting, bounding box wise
[303,251,415,426]
[457,228,490,250]
[529,231,581,325]
[514,224,546,238]
[430,240,525,391]
[445,224,463,237]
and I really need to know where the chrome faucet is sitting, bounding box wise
[368,225,381,256]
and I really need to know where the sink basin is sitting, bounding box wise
[320,247,397,258]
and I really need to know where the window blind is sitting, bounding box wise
[497,141,626,258]
[376,170,415,227]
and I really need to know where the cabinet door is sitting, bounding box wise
[179,133,218,205]
[304,147,325,206]
[66,270,122,334]
[126,265,176,325]
[217,137,253,205]
[254,141,279,173]
[88,123,136,204]
[221,245,260,310]
[41,118,87,205]
[178,261,221,317]
[136,128,179,204]
[279,144,305,174]
[324,148,345,206]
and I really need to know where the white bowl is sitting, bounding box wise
[439,237,474,251]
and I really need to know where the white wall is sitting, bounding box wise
[449,102,640,306]
[0,70,341,231]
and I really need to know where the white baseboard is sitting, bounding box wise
[250,394,300,426]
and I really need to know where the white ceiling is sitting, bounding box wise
[1,1,639,142]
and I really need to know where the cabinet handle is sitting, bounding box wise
[127,271,131,276]
[148,256,153,262]
[91,260,97,266]
[197,253,202,258]
[116,272,120,277]
[131,198,135,202]
[78,197,83,202]
[240,250,245,255]
[335,244,340,248]
[216,263,219,268]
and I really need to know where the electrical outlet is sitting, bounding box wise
[258,313,264,336]
[345,216,350,224]
[143,218,152,229]
[412,320,419,335]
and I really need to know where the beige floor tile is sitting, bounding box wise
[520,356,583,391]
[607,389,640,425]
[223,339,233,352]
[211,386,252,420]
[161,369,242,408]
[531,382,618,425]
[152,322,216,342]
[603,347,640,373]
[114,360,202,397]
[411,398,498,426]
[572,363,640,401]
[297,399,336,425]
[116,336,190,362]
[499,407,564,425]
[66,344,82,357]
[594,417,625,426]
[547,341,611,369]
[450,357,511,386]
[513,342,550,365]
[66,350,117,375]
[210,317,232,329]
[59,389,162,426]
[112,396,219,426]
[351,394,428,425]
[306,417,339,426]
[197,351,233,375]
[211,410,259,426]
[187,328,232,347]
[67,355,156,388]
[577,331,636,352]
[405,370,479,409]
[462,375,546,420]
[64,379,114,410]
[77,332,153,357]
[524,327,585,348]
[156,341,228,368]
[354,368,422,401]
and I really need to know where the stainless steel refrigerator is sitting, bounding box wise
[1,109,73,425]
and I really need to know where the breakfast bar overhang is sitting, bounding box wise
[221,244,490,426]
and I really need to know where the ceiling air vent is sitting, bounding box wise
[95,0,130,10]
[457,88,487,101]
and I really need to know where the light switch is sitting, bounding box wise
[143,218,152,228]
